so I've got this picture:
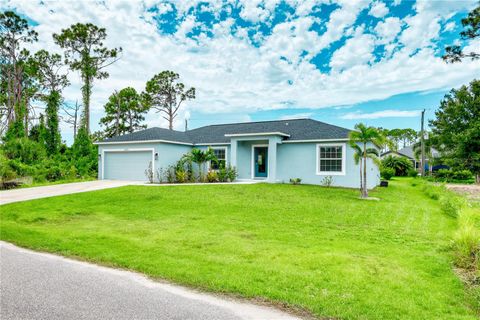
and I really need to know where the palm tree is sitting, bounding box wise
[349,123,384,198]
[182,148,217,182]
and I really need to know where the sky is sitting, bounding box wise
[1,0,479,145]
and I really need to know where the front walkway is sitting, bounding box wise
[0,180,138,205]
[0,242,299,320]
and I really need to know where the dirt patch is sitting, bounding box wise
[446,184,480,202]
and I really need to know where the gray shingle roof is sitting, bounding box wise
[99,118,351,144]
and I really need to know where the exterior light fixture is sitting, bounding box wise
[155,152,159,160]
[98,154,101,159]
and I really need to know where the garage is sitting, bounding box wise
[102,150,153,181]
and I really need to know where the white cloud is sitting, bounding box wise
[341,109,421,119]
[369,1,389,18]
[330,29,376,70]
[279,112,313,120]
[0,0,478,142]
[374,17,403,44]
[443,21,456,32]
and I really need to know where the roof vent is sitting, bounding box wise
[285,122,289,126]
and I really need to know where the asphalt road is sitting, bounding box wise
[0,242,299,320]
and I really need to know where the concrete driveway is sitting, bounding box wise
[0,180,138,205]
[0,242,299,320]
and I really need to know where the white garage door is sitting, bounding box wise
[103,151,153,181]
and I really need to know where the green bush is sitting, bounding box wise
[3,138,46,165]
[408,168,419,178]
[421,182,443,200]
[453,207,480,272]
[452,170,473,180]
[289,178,302,185]
[218,165,237,182]
[380,167,395,180]
[206,170,219,183]
[381,155,413,176]
[176,169,189,183]
[439,194,464,218]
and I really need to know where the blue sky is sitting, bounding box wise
[1,0,479,144]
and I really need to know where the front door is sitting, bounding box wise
[254,146,268,178]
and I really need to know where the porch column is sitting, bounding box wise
[267,137,279,183]
[230,138,238,169]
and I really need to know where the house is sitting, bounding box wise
[380,145,443,172]
[95,119,380,188]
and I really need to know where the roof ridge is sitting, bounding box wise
[187,118,311,131]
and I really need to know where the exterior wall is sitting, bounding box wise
[276,141,380,189]
[98,142,191,180]
[97,139,380,188]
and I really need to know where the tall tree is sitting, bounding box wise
[429,79,480,183]
[53,23,121,133]
[443,3,479,63]
[0,11,38,138]
[143,71,195,130]
[100,87,148,138]
[349,123,384,198]
[31,50,69,155]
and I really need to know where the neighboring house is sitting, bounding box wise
[95,119,380,189]
[381,145,442,172]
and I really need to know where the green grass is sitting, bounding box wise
[0,179,477,319]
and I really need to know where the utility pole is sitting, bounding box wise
[420,109,426,177]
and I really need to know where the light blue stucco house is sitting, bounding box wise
[95,119,380,189]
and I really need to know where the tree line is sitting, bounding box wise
[0,10,195,186]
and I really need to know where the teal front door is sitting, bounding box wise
[254,146,268,178]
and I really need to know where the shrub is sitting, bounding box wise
[381,155,413,176]
[3,137,46,165]
[452,206,480,273]
[380,167,395,180]
[439,194,464,218]
[452,170,473,181]
[206,170,219,183]
[144,162,154,183]
[436,168,452,179]
[408,168,419,178]
[176,169,189,183]
[321,176,334,187]
[165,165,176,183]
[289,178,302,185]
[421,182,443,200]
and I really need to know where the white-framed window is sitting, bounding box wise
[316,143,346,175]
[210,147,227,170]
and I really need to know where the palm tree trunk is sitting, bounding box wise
[363,143,368,198]
[359,158,363,193]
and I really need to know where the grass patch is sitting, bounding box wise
[1,179,478,319]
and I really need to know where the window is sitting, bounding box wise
[210,147,227,170]
[316,143,345,175]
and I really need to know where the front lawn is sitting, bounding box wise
[0,179,477,319]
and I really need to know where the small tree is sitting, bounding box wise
[143,71,195,130]
[350,142,380,192]
[53,23,121,133]
[182,148,217,182]
[349,123,383,198]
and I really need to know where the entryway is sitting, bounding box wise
[252,146,268,179]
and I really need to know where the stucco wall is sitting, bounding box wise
[97,140,380,188]
[98,142,191,180]
[276,142,380,189]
